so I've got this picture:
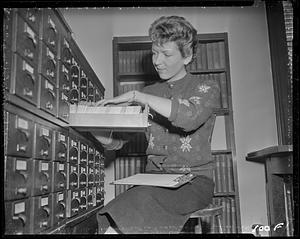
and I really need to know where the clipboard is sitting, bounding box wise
[110,173,196,188]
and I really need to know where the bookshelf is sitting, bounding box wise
[112,34,241,233]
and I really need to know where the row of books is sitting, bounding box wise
[188,41,226,71]
[114,156,147,196]
[212,153,235,194]
[118,49,155,74]
[118,41,226,74]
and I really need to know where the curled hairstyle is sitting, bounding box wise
[149,16,198,63]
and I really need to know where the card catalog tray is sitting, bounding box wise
[69,104,149,132]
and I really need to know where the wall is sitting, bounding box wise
[61,3,278,234]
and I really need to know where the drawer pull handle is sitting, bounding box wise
[40,149,49,157]
[40,221,48,228]
[45,102,53,110]
[23,87,33,98]
[56,213,64,219]
[17,144,27,153]
[16,187,27,195]
[12,214,26,225]
[24,49,34,60]
[58,152,66,159]
[41,185,48,191]
[70,182,78,187]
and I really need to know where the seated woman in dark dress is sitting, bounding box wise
[95,15,220,234]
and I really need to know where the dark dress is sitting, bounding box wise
[97,73,220,234]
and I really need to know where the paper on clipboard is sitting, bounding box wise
[111,173,195,188]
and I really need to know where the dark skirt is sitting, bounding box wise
[97,175,214,234]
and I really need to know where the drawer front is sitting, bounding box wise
[7,113,34,158]
[95,185,104,207]
[66,189,80,218]
[88,80,95,102]
[78,188,88,213]
[51,191,66,227]
[59,63,70,93]
[5,199,32,234]
[86,187,96,210]
[40,43,58,84]
[41,10,59,54]
[52,162,67,192]
[40,76,57,116]
[35,123,53,160]
[15,15,39,67]
[60,37,72,67]
[79,141,88,166]
[79,165,88,189]
[68,163,79,190]
[58,89,70,122]
[31,194,52,233]
[13,54,38,105]
[69,136,79,164]
[32,160,53,196]
[17,8,41,33]
[5,157,33,200]
[79,74,88,101]
[54,130,68,162]
[88,167,95,188]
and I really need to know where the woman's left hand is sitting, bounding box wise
[95,91,137,106]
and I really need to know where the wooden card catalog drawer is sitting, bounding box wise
[13,54,38,105]
[7,113,34,158]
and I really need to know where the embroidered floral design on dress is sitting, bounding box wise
[178,98,190,107]
[179,165,191,173]
[148,133,155,149]
[189,96,201,104]
[198,84,211,93]
[180,135,192,152]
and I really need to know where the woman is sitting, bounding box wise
[95,15,220,234]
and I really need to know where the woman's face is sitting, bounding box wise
[152,41,191,82]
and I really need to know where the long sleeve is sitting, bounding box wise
[168,77,220,132]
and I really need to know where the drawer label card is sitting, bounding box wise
[16,160,27,170]
[17,117,29,130]
[14,202,25,214]
[41,197,48,206]
[58,192,64,201]
[22,61,34,74]
[59,163,64,171]
[41,162,49,171]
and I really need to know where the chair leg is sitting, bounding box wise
[194,218,202,234]
[217,215,223,233]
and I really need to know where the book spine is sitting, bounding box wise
[219,41,225,69]
[206,42,214,69]
[213,42,221,69]
[227,154,234,193]
[216,155,222,193]
[219,73,228,108]
[130,50,135,73]
[212,73,222,109]
[201,43,208,70]
[212,156,217,194]
[226,197,231,233]
[230,197,236,233]
[221,154,227,193]
[196,45,202,70]
[118,51,123,74]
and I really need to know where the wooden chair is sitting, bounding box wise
[189,204,224,234]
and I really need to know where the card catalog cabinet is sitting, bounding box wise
[4,8,106,234]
